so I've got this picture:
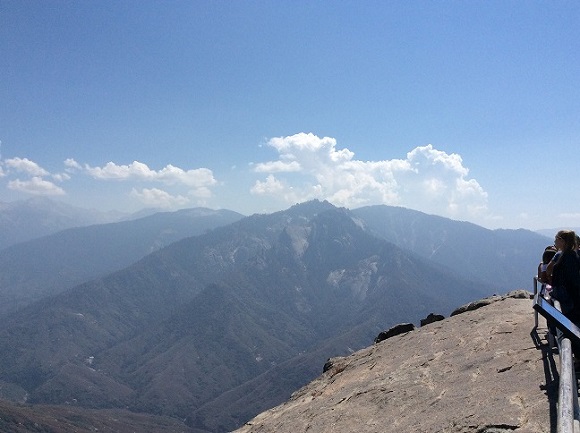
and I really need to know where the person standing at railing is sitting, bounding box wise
[549,230,580,323]
[538,245,557,288]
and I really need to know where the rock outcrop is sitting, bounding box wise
[235,293,554,433]
[373,323,416,344]
[450,289,531,316]
[420,312,445,327]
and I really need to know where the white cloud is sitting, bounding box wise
[64,158,82,171]
[52,172,71,182]
[130,188,190,208]
[265,133,355,170]
[8,177,65,196]
[79,160,218,205]
[4,157,49,176]
[253,161,301,173]
[83,161,217,188]
[0,156,69,197]
[85,161,156,180]
[251,174,285,195]
[252,133,488,221]
[1,155,219,208]
[406,145,468,176]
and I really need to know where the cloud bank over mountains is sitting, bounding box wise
[0,133,488,223]
[251,133,488,220]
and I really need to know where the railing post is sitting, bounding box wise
[534,276,539,328]
[558,335,575,433]
[572,366,580,432]
[549,299,579,433]
[532,278,580,432]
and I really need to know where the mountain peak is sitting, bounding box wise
[285,199,338,216]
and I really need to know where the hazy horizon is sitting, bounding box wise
[1,2,579,231]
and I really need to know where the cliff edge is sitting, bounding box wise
[235,293,555,433]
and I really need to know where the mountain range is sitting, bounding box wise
[0,199,550,432]
[0,197,128,250]
[0,206,243,315]
[0,200,549,318]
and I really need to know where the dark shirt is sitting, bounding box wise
[552,250,580,288]
[552,250,580,319]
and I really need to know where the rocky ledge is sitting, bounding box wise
[235,291,555,433]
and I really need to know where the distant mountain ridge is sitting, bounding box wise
[0,200,494,432]
[535,227,580,238]
[0,201,548,319]
[0,197,551,308]
[0,197,127,250]
[352,205,548,292]
[0,207,244,316]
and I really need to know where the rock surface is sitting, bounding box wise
[235,294,555,433]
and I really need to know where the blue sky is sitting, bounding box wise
[1,1,579,230]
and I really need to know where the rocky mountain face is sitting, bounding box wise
[0,207,244,316]
[235,292,553,433]
[0,200,496,432]
[352,205,550,292]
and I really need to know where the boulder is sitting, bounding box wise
[374,323,415,344]
[420,313,445,327]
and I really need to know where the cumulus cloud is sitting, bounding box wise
[8,177,65,196]
[253,160,301,173]
[265,133,355,170]
[0,156,69,197]
[82,161,217,188]
[0,151,221,210]
[52,172,71,182]
[4,157,50,176]
[252,132,488,220]
[64,158,82,171]
[70,160,218,209]
[251,174,286,195]
[130,188,190,208]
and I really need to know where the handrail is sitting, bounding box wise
[558,327,576,433]
[552,298,578,433]
[533,276,540,328]
[533,278,580,432]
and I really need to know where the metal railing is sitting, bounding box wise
[533,276,580,432]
